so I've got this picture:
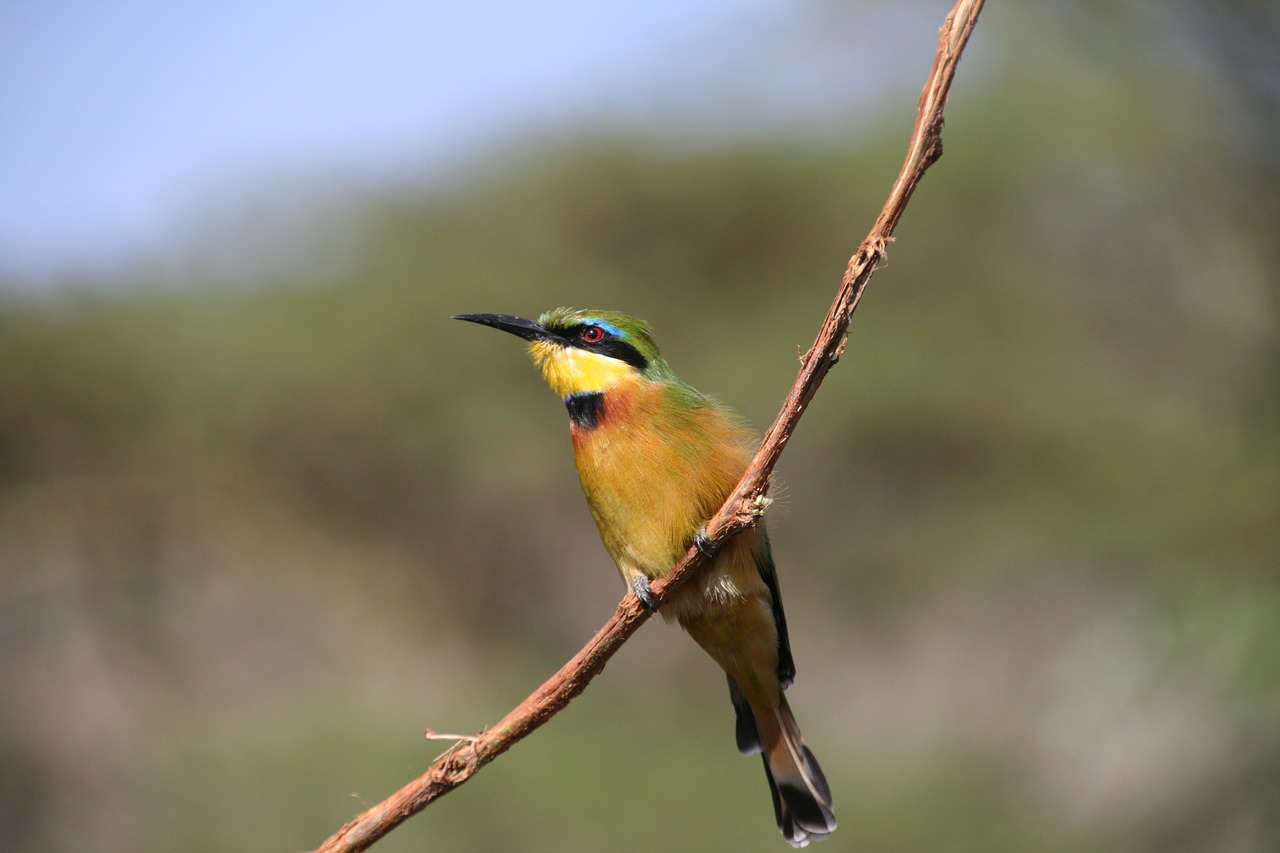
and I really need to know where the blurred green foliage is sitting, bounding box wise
[2,4,1279,852]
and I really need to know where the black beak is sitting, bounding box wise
[453,313,557,343]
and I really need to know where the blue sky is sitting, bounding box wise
[0,1,929,286]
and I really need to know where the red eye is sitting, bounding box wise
[581,325,605,343]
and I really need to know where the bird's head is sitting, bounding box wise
[454,308,670,398]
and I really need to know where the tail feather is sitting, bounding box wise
[727,675,762,755]
[732,683,836,847]
[762,753,835,848]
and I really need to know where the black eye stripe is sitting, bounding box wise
[591,339,648,370]
[553,323,648,371]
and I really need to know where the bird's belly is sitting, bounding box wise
[665,532,766,621]
[574,432,728,575]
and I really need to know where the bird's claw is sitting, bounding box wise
[632,575,659,612]
[693,527,717,558]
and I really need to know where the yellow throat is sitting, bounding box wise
[530,339,635,397]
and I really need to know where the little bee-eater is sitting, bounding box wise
[455,308,836,846]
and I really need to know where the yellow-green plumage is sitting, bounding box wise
[455,308,836,847]
[569,374,746,591]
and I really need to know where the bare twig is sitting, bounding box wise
[311,2,984,850]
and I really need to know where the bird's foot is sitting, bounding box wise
[693,526,717,558]
[632,575,659,612]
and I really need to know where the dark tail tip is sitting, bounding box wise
[763,753,837,847]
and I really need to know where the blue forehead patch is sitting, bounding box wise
[582,319,625,338]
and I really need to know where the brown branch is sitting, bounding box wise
[310,2,984,850]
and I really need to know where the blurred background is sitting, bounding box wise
[2,1,1278,851]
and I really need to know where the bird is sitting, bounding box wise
[454,308,836,847]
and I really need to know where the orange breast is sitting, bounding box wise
[570,377,753,581]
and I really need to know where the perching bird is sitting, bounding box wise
[455,308,836,847]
